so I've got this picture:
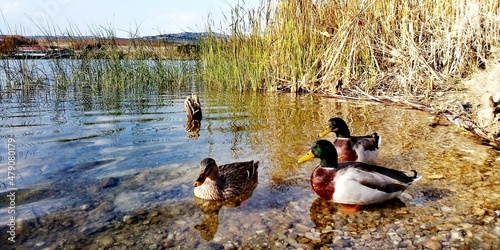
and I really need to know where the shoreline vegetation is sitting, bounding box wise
[0,33,205,60]
[1,0,499,147]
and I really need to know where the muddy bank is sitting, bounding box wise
[428,62,500,148]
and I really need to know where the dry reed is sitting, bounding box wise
[200,0,500,97]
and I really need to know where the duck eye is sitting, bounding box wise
[199,168,207,175]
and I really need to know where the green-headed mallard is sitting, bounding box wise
[298,140,420,209]
[193,158,259,200]
[318,117,380,163]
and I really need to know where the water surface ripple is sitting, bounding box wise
[0,83,499,249]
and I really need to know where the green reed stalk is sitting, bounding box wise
[0,24,199,103]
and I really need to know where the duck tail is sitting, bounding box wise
[410,170,422,182]
[244,161,259,181]
[372,132,381,148]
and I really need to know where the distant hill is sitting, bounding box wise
[21,32,226,44]
[22,35,95,40]
[142,32,227,43]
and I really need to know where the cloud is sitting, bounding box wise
[0,0,261,36]
[0,1,22,15]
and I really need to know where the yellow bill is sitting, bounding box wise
[297,150,315,163]
[318,127,332,138]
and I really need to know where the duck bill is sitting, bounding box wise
[298,150,315,163]
[193,175,206,187]
[318,127,332,138]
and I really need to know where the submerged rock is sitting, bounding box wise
[98,177,119,189]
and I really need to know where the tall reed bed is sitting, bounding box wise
[0,27,198,103]
[200,0,500,96]
[201,0,323,92]
[200,5,270,92]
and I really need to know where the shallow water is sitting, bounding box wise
[0,73,499,249]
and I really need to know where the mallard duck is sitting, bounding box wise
[184,93,202,121]
[298,140,420,209]
[193,158,259,200]
[318,117,380,163]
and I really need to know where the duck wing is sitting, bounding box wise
[346,162,417,182]
[350,132,381,151]
[347,133,380,163]
[337,162,418,193]
[218,161,259,197]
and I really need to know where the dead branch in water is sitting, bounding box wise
[431,110,500,149]
[316,91,431,112]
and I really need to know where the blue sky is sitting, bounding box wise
[0,0,260,37]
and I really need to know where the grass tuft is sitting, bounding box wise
[0,25,199,103]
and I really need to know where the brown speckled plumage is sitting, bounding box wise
[193,158,259,200]
[184,93,202,121]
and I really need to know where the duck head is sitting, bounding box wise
[298,140,338,168]
[193,158,219,187]
[318,117,351,138]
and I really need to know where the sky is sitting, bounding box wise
[0,0,261,37]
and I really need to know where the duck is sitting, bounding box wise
[298,140,420,211]
[318,117,380,163]
[184,93,202,122]
[193,158,259,200]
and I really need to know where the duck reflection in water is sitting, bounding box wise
[185,119,201,138]
[309,197,406,229]
[193,184,258,241]
[184,93,202,138]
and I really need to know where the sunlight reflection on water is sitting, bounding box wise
[0,75,499,248]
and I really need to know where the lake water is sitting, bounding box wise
[0,60,499,249]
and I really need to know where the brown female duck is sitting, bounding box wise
[298,140,420,211]
[193,158,259,200]
[184,93,202,121]
[318,117,380,163]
